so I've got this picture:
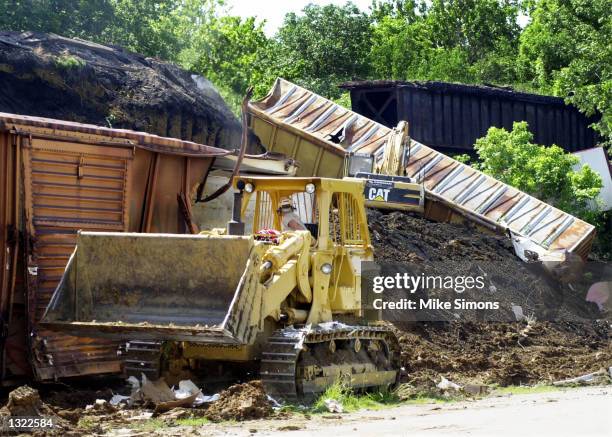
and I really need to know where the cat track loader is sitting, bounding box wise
[41,176,400,400]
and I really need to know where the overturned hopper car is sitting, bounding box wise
[248,79,596,260]
[0,112,292,384]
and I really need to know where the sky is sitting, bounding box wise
[224,0,374,36]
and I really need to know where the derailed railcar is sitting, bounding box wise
[0,112,239,383]
[248,79,596,260]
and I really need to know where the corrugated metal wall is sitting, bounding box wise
[1,113,226,383]
[342,81,600,154]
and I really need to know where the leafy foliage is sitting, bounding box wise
[369,0,521,84]
[1,1,609,143]
[518,0,612,143]
[274,2,373,99]
[179,14,274,111]
[473,121,602,221]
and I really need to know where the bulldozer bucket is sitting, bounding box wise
[41,232,257,343]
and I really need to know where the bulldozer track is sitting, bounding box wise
[260,324,401,402]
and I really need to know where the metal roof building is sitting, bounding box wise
[340,80,601,154]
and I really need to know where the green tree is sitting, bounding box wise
[369,0,521,84]
[180,14,274,111]
[473,121,602,221]
[425,0,520,64]
[518,0,612,142]
[0,0,222,61]
[275,2,373,99]
[0,0,115,38]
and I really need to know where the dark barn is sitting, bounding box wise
[341,80,600,155]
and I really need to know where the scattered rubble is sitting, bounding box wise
[129,375,216,413]
[553,369,612,386]
[0,385,69,434]
[0,385,56,417]
[323,399,344,413]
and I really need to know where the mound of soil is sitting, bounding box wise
[0,385,52,417]
[367,209,602,322]
[0,385,70,435]
[0,31,261,152]
[395,321,610,389]
[367,209,611,389]
[205,381,273,422]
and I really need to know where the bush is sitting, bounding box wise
[473,121,603,223]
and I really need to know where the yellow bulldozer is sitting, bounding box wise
[41,176,402,400]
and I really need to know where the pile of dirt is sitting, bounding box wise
[42,387,115,410]
[0,385,53,417]
[394,320,610,389]
[0,385,70,434]
[367,209,602,322]
[204,381,273,422]
[0,31,262,152]
[367,209,610,389]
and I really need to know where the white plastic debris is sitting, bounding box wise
[437,376,462,391]
[323,398,344,413]
[110,394,131,406]
[127,375,140,390]
[174,380,201,400]
[511,304,525,321]
[267,394,282,409]
[553,369,610,386]
[173,379,219,406]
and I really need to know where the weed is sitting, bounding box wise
[175,417,211,426]
[310,380,401,413]
[129,418,167,431]
[77,416,97,430]
[54,53,86,70]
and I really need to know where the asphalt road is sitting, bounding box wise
[209,386,612,437]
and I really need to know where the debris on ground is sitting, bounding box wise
[0,385,57,417]
[109,394,131,406]
[85,398,117,414]
[553,369,612,386]
[204,381,273,422]
[130,375,206,412]
[463,384,490,396]
[437,377,462,392]
[323,399,344,413]
[368,209,602,322]
[0,385,69,433]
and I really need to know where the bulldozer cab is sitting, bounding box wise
[234,177,372,253]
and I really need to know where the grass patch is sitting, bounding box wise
[77,417,98,430]
[54,53,86,70]
[402,394,459,404]
[175,417,211,426]
[129,418,167,431]
[310,380,401,413]
[493,384,560,395]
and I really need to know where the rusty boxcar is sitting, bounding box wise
[0,112,251,383]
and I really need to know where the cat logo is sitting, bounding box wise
[368,187,390,202]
